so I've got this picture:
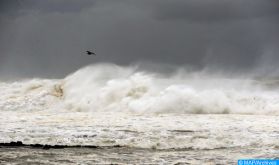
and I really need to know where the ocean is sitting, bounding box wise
[0,64,279,164]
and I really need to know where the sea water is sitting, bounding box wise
[0,64,279,164]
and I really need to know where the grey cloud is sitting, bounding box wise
[147,0,279,22]
[0,0,279,79]
[23,0,96,13]
[0,0,96,17]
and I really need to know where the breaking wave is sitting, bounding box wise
[1,63,279,115]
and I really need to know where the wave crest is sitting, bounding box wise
[1,63,279,115]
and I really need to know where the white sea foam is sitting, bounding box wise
[1,64,279,151]
[1,63,279,115]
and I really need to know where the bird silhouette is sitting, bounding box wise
[86,51,96,55]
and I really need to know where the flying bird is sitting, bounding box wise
[86,51,96,55]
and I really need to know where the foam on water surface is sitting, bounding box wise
[1,64,279,150]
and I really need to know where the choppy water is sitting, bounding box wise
[1,64,279,164]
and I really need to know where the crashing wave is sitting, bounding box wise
[1,63,279,115]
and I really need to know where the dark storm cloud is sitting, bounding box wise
[0,0,279,79]
[147,0,279,22]
[0,0,95,15]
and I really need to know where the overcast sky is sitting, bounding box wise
[0,0,279,78]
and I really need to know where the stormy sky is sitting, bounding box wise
[0,0,279,78]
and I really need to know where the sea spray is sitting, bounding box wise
[1,63,279,114]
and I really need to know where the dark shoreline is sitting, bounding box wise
[1,141,278,164]
[0,141,122,150]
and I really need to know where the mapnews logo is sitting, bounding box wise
[238,159,279,165]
